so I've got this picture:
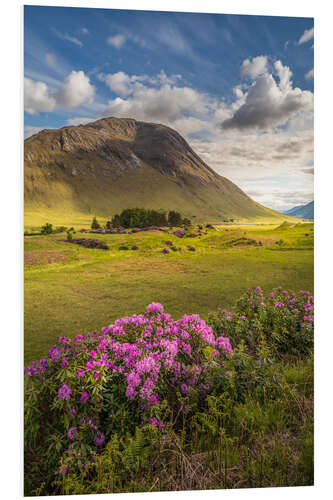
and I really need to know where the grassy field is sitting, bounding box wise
[24,221,313,363]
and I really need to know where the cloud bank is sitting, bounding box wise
[222,59,313,130]
[24,71,95,114]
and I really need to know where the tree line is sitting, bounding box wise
[91,209,191,229]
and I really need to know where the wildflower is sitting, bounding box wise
[94,432,105,447]
[80,391,90,404]
[147,302,164,314]
[225,371,232,378]
[48,345,61,362]
[76,369,85,377]
[38,358,48,372]
[59,465,69,475]
[61,358,68,368]
[67,426,78,441]
[24,365,37,377]
[58,384,71,400]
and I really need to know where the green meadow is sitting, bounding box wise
[24,221,313,363]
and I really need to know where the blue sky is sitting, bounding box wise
[24,6,314,211]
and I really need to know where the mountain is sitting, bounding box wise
[24,117,285,222]
[283,201,314,220]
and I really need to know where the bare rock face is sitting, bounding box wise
[24,116,279,220]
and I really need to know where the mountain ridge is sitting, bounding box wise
[283,201,314,220]
[24,116,288,222]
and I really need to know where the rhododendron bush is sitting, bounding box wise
[208,286,314,356]
[25,303,233,481]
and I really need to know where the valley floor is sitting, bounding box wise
[24,221,313,363]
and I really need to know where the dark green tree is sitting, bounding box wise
[111,214,121,228]
[182,218,192,229]
[91,216,101,230]
[41,223,53,234]
[168,211,182,227]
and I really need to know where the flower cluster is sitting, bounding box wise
[25,303,232,476]
[173,231,185,238]
[62,238,109,250]
[208,286,314,356]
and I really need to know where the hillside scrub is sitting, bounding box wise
[24,287,313,495]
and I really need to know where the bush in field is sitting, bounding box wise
[111,214,121,228]
[41,222,53,234]
[208,286,314,356]
[168,211,182,227]
[63,238,109,250]
[24,304,232,486]
[91,216,101,230]
[182,218,192,229]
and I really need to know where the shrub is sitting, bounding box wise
[63,238,108,250]
[168,211,182,226]
[187,245,196,251]
[182,218,192,229]
[131,245,139,250]
[162,248,170,254]
[41,222,53,234]
[91,216,101,230]
[24,304,233,487]
[119,245,129,250]
[208,286,314,357]
[173,230,185,238]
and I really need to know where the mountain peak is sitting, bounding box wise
[24,117,281,220]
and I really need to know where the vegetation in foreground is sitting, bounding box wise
[24,221,313,363]
[24,286,314,495]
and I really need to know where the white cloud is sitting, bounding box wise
[98,71,148,97]
[305,68,314,80]
[56,71,95,108]
[98,69,182,98]
[25,71,95,113]
[274,60,292,92]
[157,24,190,53]
[172,117,211,136]
[240,56,268,79]
[80,27,89,35]
[24,77,56,114]
[67,117,96,126]
[52,28,83,47]
[190,130,313,184]
[107,34,126,49]
[222,59,313,130]
[104,83,210,123]
[245,187,313,212]
[45,53,57,68]
[298,27,314,45]
[24,126,44,139]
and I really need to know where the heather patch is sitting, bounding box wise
[61,238,109,250]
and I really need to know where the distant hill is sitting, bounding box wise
[283,201,314,220]
[24,116,287,222]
